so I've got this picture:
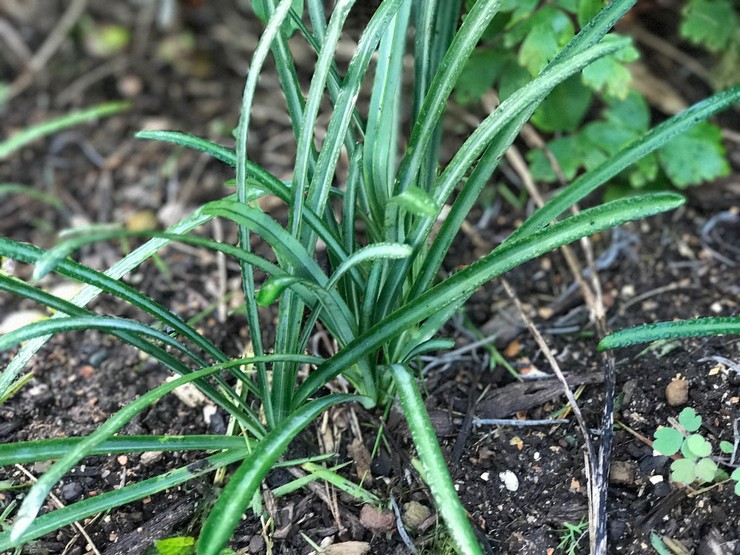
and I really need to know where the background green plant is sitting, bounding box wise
[0,0,738,553]
[455,0,734,192]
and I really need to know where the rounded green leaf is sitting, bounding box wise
[731,468,740,481]
[670,458,697,484]
[694,458,719,483]
[653,427,684,456]
[678,407,701,432]
[686,434,712,459]
[719,440,734,454]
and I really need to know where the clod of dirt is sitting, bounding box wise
[402,500,431,530]
[609,460,638,486]
[359,504,394,534]
[666,379,690,406]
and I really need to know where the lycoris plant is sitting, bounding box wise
[0,0,738,553]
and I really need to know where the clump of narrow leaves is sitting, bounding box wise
[0,0,738,553]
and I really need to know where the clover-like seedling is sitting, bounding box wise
[653,407,740,495]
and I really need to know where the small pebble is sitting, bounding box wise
[248,535,265,553]
[609,460,637,485]
[402,500,431,530]
[61,482,83,502]
[499,470,519,492]
[359,504,394,533]
[666,379,689,406]
[653,481,671,498]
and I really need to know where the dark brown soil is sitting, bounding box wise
[1,2,739,554]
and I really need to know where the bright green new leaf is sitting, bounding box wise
[154,536,195,555]
[657,122,729,188]
[256,276,302,307]
[678,407,701,432]
[686,434,712,458]
[670,458,697,484]
[719,441,734,454]
[694,457,719,483]
[389,186,439,217]
[680,0,738,52]
[653,427,683,456]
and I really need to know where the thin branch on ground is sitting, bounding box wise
[500,278,595,465]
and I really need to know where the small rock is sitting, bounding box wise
[609,460,637,485]
[140,451,163,466]
[666,379,689,406]
[321,541,371,555]
[653,481,672,498]
[359,504,394,533]
[499,469,519,491]
[61,482,83,502]
[402,501,431,530]
[0,310,47,334]
[248,535,265,553]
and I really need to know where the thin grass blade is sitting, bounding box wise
[0,435,250,466]
[0,102,129,160]
[598,317,740,350]
[196,394,357,555]
[6,354,319,543]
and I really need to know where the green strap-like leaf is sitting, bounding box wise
[391,364,483,554]
[0,102,129,160]
[395,0,501,196]
[0,450,245,550]
[0,203,215,398]
[0,435,250,466]
[196,394,357,555]
[295,192,685,406]
[598,317,740,350]
[135,130,237,166]
[507,86,740,243]
[5,354,320,544]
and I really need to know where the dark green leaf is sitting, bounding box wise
[680,0,738,52]
[531,75,593,132]
[657,122,729,187]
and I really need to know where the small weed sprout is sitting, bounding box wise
[557,517,588,555]
[652,407,740,495]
